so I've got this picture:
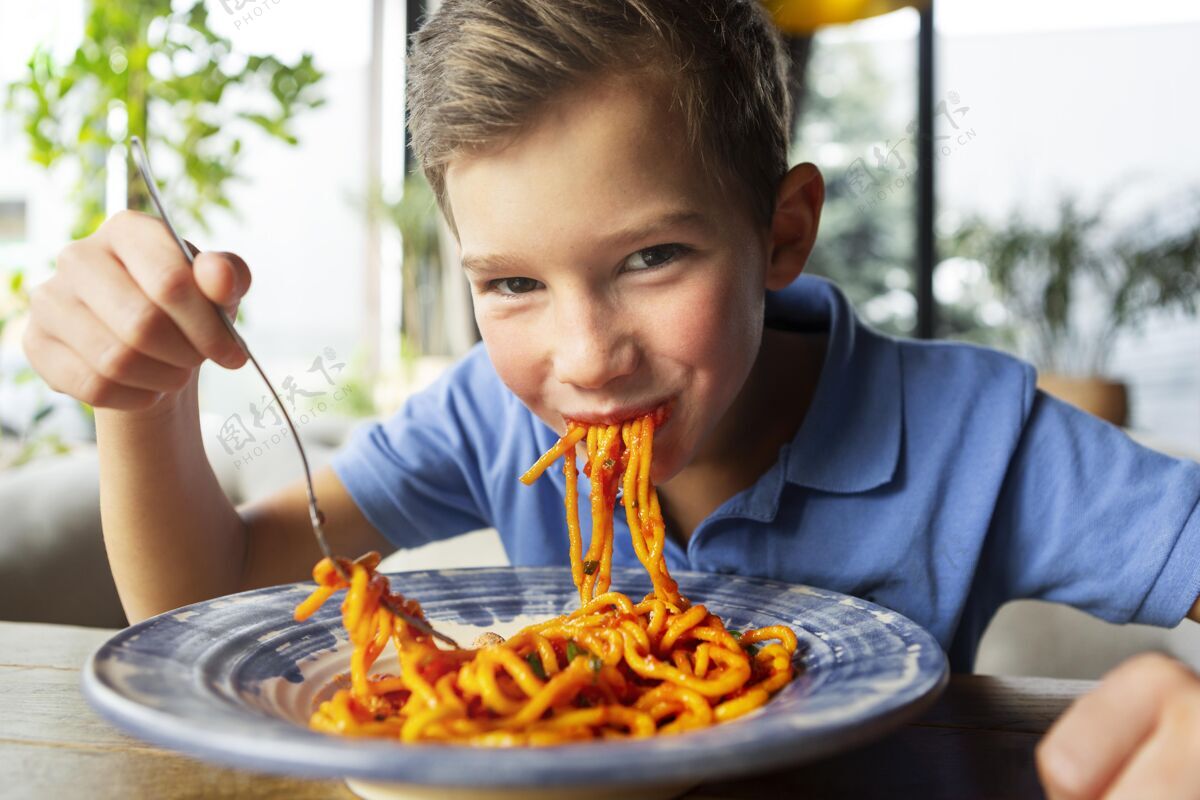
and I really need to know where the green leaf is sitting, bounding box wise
[566,641,583,662]
[31,404,55,425]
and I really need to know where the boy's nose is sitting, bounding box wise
[552,305,638,390]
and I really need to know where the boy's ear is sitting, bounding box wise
[766,162,825,291]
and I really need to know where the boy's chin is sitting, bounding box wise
[646,444,687,485]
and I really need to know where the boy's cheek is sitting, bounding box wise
[662,276,762,374]
[479,318,541,393]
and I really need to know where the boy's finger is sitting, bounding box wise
[193,251,252,314]
[60,246,204,370]
[22,324,162,411]
[1104,688,1200,800]
[102,214,244,369]
[1037,653,1194,800]
[32,283,192,394]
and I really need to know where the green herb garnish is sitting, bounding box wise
[526,652,547,680]
[567,640,583,662]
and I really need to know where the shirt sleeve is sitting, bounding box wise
[985,388,1200,627]
[329,350,496,550]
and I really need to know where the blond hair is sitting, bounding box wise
[407,0,790,232]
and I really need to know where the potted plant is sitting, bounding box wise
[947,192,1200,425]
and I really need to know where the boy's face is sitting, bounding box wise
[445,75,776,483]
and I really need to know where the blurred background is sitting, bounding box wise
[1,0,1199,678]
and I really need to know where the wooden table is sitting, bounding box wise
[0,621,1093,799]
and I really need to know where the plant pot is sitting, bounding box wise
[1036,373,1129,427]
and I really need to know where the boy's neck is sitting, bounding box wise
[657,327,827,546]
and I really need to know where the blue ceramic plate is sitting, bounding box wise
[83,567,947,792]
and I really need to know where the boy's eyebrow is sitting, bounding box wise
[460,209,712,276]
[598,209,713,249]
[461,251,527,277]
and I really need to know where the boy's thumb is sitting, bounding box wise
[193,250,252,318]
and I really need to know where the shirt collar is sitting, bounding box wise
[767,276,903,494]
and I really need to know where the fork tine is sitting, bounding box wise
[382,595,460,648]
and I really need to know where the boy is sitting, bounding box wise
[20,0,1200,795]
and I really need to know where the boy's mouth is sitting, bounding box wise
[563,397,675,428]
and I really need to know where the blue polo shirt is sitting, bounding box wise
[331,276,1200,671]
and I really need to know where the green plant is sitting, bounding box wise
[948,193,1200,375]
[0,268,27,349]
[5,0,325,239]
[796,39,919,337]
[332,350,380,419]
[374,171,456,359]
[798,37,1004,345]
[0,266,70,469]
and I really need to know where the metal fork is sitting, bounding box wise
[128,136,458,649]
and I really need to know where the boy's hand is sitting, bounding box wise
[22,209,250,413]
[1037,652,1200,799]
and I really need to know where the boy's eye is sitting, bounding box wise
[624,243,687,272]
[488,276,542,295]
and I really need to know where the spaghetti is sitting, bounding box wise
[296,412,798,744]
